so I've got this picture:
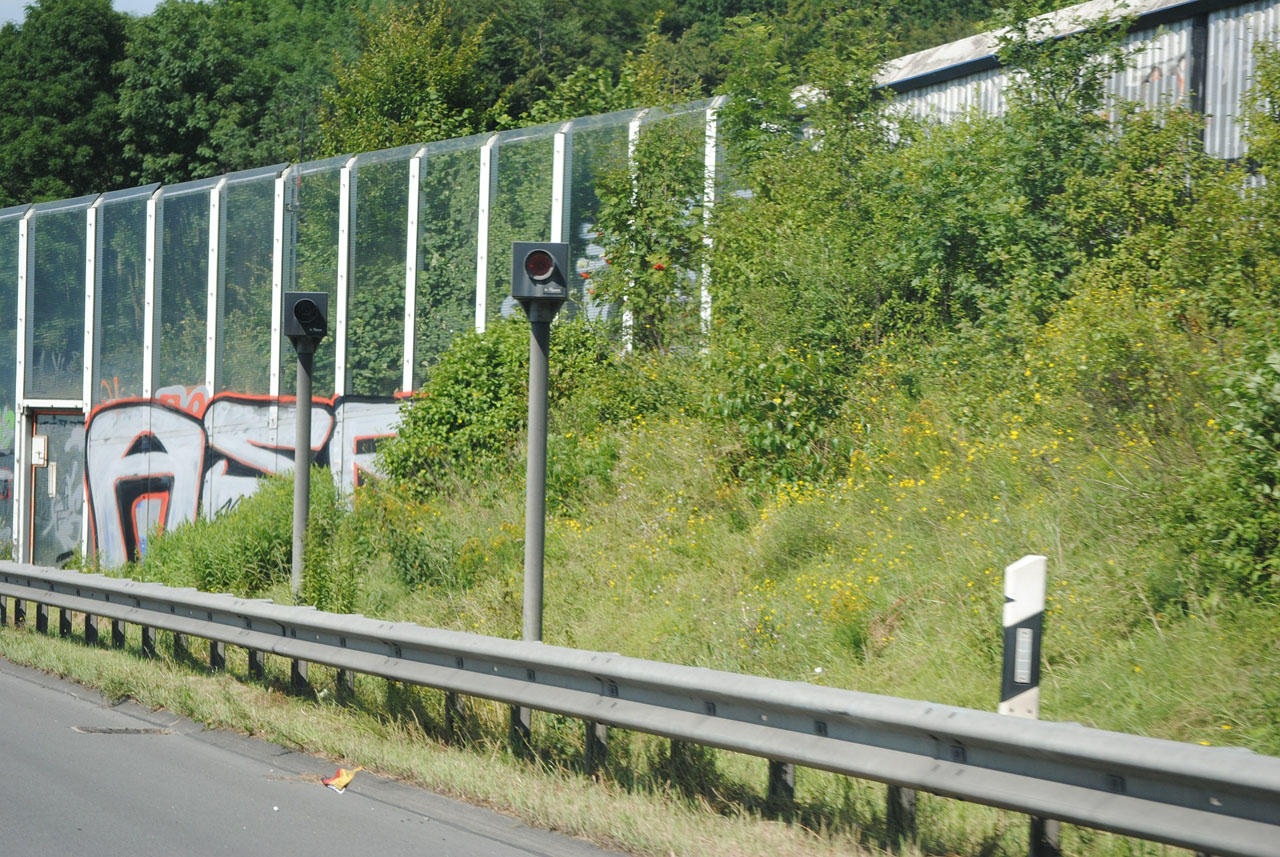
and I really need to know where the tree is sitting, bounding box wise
[319,2,493,155]
[518,13,708,121]
[0,0,129,204]
[117,0,362,185]
[461,0,661,119]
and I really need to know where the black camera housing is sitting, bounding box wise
[511,242,569,303]
[283,291,329,341]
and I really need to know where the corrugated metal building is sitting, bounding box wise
[882,0,1280,158]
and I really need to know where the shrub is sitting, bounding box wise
[379,315,614,498]
[131,467,348,607]
[1170,340,1280,599]
[711,343,852,485]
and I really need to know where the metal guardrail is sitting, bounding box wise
[1,561,1277,857]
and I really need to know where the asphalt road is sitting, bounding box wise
[0,657,626,857]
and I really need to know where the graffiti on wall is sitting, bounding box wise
[0,402,15,545]
[1126,53,1187,98]
[86,390,402,568]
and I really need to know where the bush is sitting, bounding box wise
[711,343,852,484]
[379,315,615,498]
[1170,340,1280,599]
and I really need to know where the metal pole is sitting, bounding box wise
[513,309,555,756]
[522,315,552,643]
[291,342,314,601]
[511,241,566,756]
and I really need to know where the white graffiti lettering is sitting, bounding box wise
[86,393,401,567]
[202,396,335,516]
[86,401,206,567]
[329,397,403,492]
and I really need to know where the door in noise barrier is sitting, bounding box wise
[29,411,84,567]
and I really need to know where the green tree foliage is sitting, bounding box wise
[319,2,492,155]
[665,0,789,36]
[1243,42,1280,179]
[708,4,1142,358]
[884,0,997,52]
[669,0,994,53]
[0,0,1012,201]
[709,7,894,354]
[588,108,708,353]
[118,0,361,185]
[518,16,708,123]
[347,158,411,396]
[414,144,485,380]
[379,317,612,497]
[459,0,663,119]
[0,0,129,204]
[1160,44,1280,599]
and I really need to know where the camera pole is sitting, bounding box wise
[510,242,569,754]
[291,338,314,602]
[281,290,329,691]
[521,304,556,642]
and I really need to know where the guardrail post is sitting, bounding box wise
[35,602,48,633]
[1000,555,1060,857]
[1030,818,1062,857]
[767,760,795,818]
[248,649,263,680]
[13,598,24,627]
[141,625,156,658]
[886,784,917,843]
[445,691,465,742]
[110,618,125,648]
[58,607,71,638]
[510,704,532,758]
[209,640,225,671]
[668,739,710,790]
[585,721,608,774]
[291,658,309,691]
[85,613,98,645]
[0,594,7,625]
[173,632,187,660]
[336,668,354,698]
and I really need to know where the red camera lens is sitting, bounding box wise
[525,249,555,281]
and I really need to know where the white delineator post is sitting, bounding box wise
[1000,554,1046,717]
[1000,554,1060,857]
